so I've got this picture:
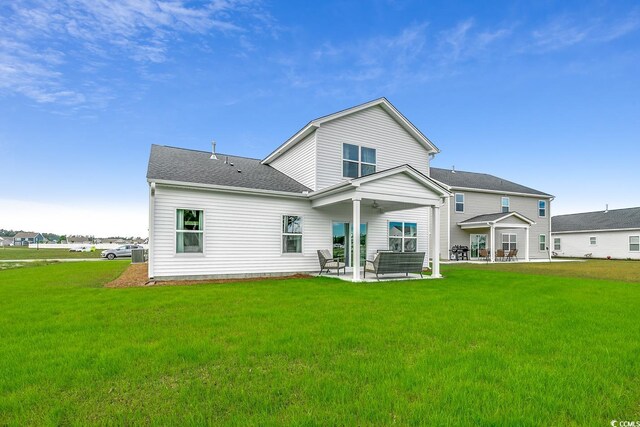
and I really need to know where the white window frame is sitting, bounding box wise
[282,215,303,254]
[502,233,517,251]
[342,143,376,178]
[589,236,597,246]
[539,234,546,251]
[501,197,510,213]
[454,193,465,213]
[629,236,639,252]
[387,221,418,252]
[538,200,547,218]
[554,237,561,251]
[175,208,205,255]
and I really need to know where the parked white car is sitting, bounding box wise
[101,245,143,260]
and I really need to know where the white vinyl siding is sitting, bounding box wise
[550,230,640,260]
[151,185,433,278]
[269,132,316,190]
[316,105,430,190]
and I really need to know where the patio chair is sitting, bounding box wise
[317,249,346,276]
[478,248,490,263]
[495,249,505,261]
[508,249,519,261]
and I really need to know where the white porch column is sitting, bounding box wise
[525,226,530,262]
[432,204,441,278]
[352,198,361,282]
[490,224,496,263]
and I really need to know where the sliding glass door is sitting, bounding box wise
[332,222,367,267]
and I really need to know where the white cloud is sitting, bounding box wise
[0,198,148,237]
[0,0,275,106]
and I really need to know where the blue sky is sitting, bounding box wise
[1,0,639,236]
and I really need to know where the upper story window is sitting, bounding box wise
[176,209,204,253]
[342,143,376,178]
[538,200,547,217]
[501,197,510,213]
[282,215,303,253]
[630,236,640,252]
[455,193,464,213]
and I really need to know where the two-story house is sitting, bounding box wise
[146,98,552,281]
[12,232,46,246]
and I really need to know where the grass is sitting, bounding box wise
[447,258,640,282]
[0,246,103,260]
[1,261,639,425]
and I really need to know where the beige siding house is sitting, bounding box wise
[146,98,553,281]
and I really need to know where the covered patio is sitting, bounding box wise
[308,165,451,282]
[457,212,536,262]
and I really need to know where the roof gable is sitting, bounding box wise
[263,98,439,164]
[459,211,536,226]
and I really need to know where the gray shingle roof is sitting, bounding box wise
[552,207,640,232]
[459,211,535,224]
[430,167,552,197]
[147,145,311,193]
[13,232,40,239]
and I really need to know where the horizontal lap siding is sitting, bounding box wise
[153,186,331,278]
[552,230,640,259]
[316,106,430,190]
[152,186,433,277]
[447,191,551,259]
[269,132,316,190]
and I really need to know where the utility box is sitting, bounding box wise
[131,248,145,264]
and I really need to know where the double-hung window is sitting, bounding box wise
[554,238,561,251]
[455,193,464,213]
[538,200,547,217]
[590,236,597,246]
[501,197,510,213]
[539,234,546,251]
[388,221,417,252]
[630,236,640,252]
[502,233,517,251]
[342,143,376,178]
[176,209,204,253]
[282,215,303,253]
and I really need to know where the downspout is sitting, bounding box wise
[548,196,555,262]
[148,182,156,279]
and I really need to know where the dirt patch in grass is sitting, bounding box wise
[105,263,313,288]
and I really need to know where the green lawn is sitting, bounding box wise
[1,261,639,425]
[0,246,103,260]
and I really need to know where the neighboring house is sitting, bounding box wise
[67,235,92,244]
[13,232,46,246]
[146,98,552,281]
[430,168,554,262]
[552,207,640,260]
[0,236,15,247]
